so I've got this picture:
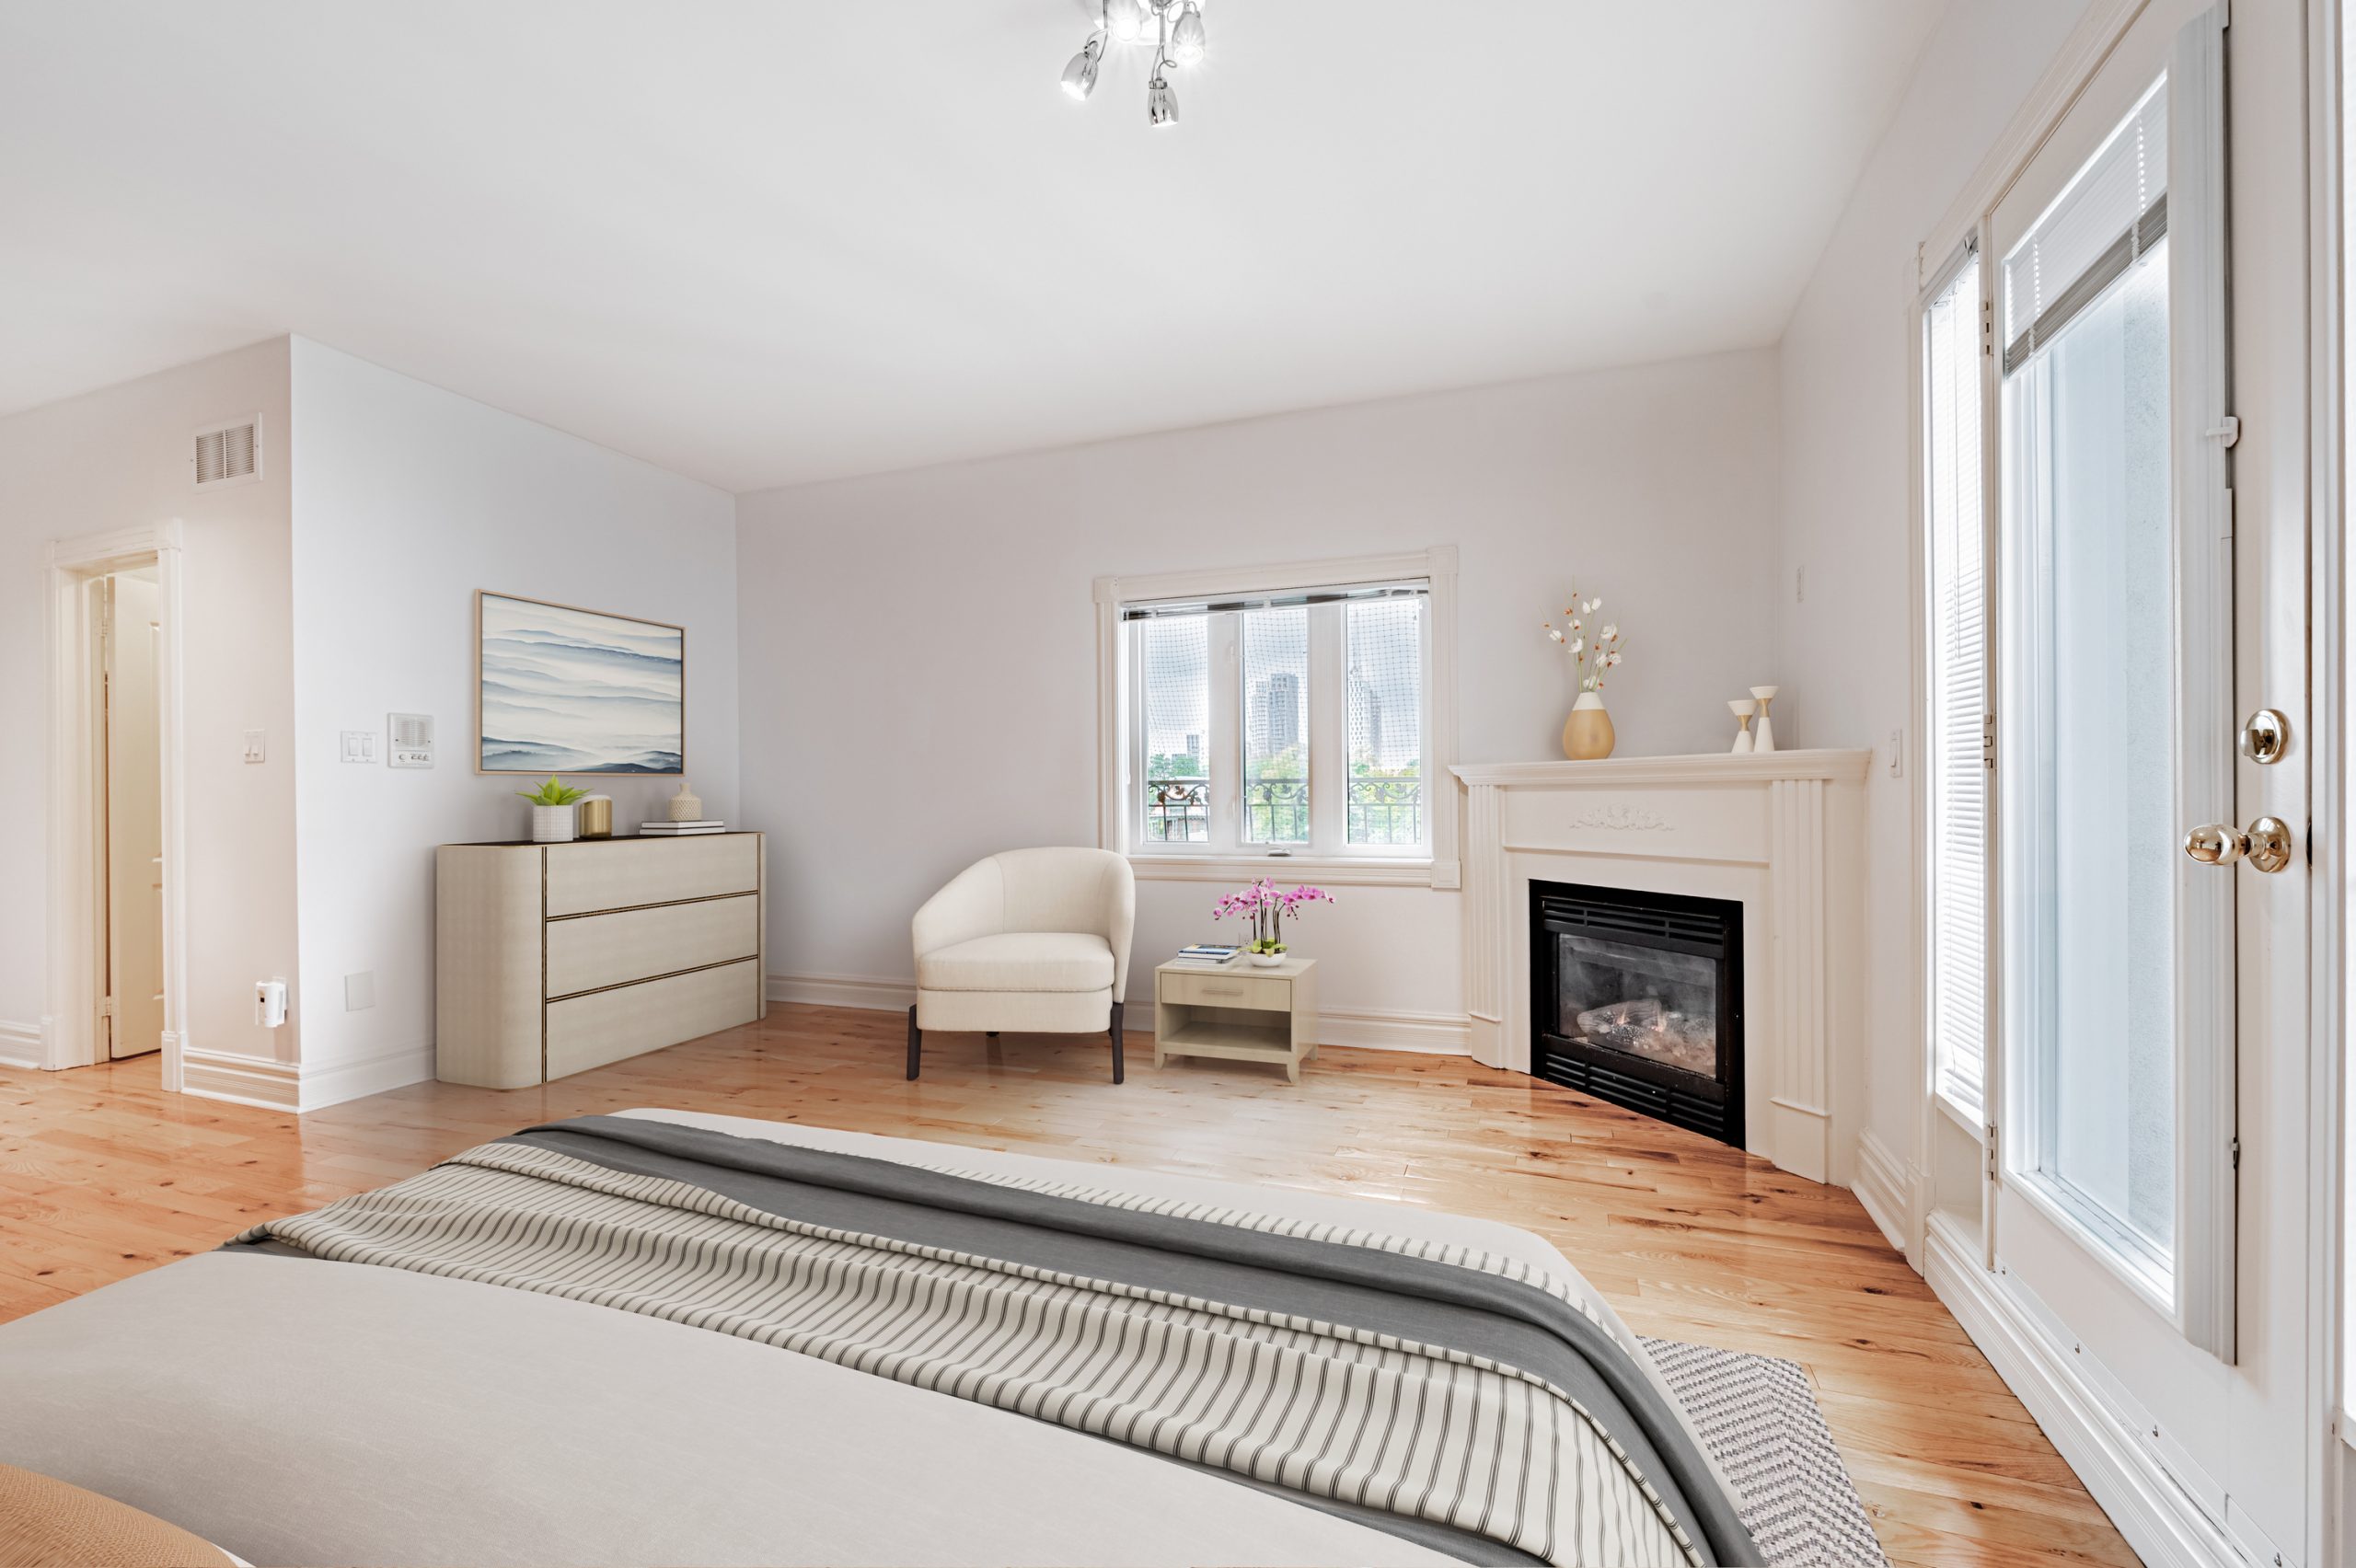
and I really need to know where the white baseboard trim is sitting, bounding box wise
[766,974,1474,1058]
[1316,1006,1472,1055]
[299,1043,435,1111]
[1852,1130,1913,1256]
[179,1047,301,1111]
[0,1020,41,1070]
[1923,1215,2239,1568]
[769,971,917,1011]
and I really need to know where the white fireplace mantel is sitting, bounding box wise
[1450,749,1872,1186]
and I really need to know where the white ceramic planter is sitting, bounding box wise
[530,803,577,844]
[1248,951,1287,969]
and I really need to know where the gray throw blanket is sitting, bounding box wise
[231,1116,1757,1568]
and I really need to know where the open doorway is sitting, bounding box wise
[100,567,164,1061]
[45,523,187,1087]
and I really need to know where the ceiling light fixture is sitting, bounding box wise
[1059,0,1207,128]
[1060,30,1104,99]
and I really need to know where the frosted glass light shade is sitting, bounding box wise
[1147,76,1178,127]
[1061,35,1103,99]
[1172,6,1206,63]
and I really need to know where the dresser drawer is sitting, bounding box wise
[546,893,758,999]
[544,836,758,917]
[1159,969,1289,1010]
[544,958,762,1080]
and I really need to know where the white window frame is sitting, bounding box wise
[1093,547,1460,889]
[1916,236,1997,1143]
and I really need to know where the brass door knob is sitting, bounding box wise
[2183,816,2295,873]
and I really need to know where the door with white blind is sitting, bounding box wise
[1913,1,2328,1552]
[1992,0,2234,1351]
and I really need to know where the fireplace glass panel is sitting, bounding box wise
[1555,934,1719,1078]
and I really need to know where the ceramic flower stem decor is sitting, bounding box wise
[1542,584,1626,761]
[1212,878,1335,967]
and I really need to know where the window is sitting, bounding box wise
[2000,76,2177,1285]
[1923,249,1991,1121]
[1105,550,1456,879]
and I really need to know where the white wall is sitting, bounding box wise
[288,339,740,1102]
[0,339,301,1068]
[1773,0,2092,1153]
[736,351,1783,1027]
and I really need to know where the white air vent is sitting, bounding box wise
[193,416,260,489]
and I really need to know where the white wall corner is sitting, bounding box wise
[1923,1218,2241,1568]
[1852,1129,1917,1257]
[0,1020,42,1070]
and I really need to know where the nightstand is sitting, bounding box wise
[1152,957,1318,1083]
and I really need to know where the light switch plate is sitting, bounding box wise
[341,730,378,764]
[344,971,375,1011]
[242,729,267,764]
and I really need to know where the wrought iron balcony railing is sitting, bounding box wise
[1244,777,1308,845]
[1347,776,1423,847]
[1144,776,1424,847]
[1144,778,1209,842]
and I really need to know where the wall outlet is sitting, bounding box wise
[254,978,288,1028]
[340,730,378,764]
[242,729,267,764]
[344,971,375,1011]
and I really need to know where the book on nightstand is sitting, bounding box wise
[639,821,726,836]
[1171,943,1242,966]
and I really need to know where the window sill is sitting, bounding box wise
[2005,1169,2175,1320]
[1126,852,1455,890]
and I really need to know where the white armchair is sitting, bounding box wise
[907,847,1136,1083]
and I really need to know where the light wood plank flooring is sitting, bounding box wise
[0,1006,2137,1568]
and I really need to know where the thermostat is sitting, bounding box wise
[389,712,435,769]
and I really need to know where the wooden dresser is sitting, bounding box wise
[435,832,766,1089]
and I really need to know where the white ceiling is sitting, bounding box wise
[0,2,1945,493]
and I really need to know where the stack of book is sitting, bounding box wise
[1172,943,1242,966]
[639,820,726,836]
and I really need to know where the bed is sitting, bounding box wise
[0,1109,1759,1567]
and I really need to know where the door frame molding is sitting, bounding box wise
[44,520,189,1090]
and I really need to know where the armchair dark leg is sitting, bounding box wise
[1108,1001,1125,1085]
[906,1006,921,1081]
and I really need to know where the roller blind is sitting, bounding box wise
[1925,252,1990,1116]
[2003,80,2168,374]
[1120,580,1428,621]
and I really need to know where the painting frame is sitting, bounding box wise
[475,590,686,777]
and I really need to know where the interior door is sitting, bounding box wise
[105,571,163,1061]
[1985,0,2316,1551]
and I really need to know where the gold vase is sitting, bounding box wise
[1562,693,1616,760]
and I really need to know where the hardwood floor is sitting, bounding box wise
[0,1007,2136,1568]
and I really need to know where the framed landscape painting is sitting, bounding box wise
[476,591,684,775]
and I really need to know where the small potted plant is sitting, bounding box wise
[1212,878,1334,967]
[516,775,590,843]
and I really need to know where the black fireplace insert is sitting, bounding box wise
[1530,881,1743,1146]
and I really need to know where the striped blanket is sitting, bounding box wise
[233,1117,1754,1568]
